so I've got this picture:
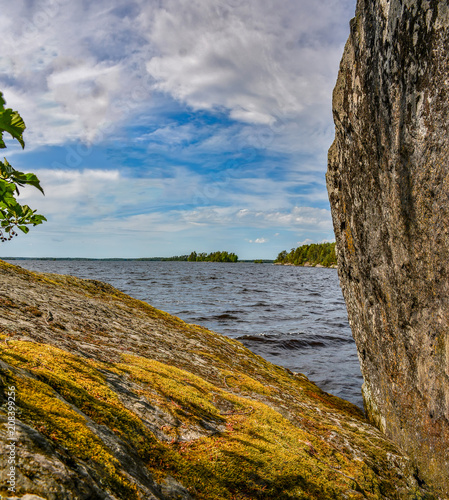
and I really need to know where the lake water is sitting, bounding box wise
[5,260,364,408]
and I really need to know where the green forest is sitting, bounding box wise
[187,251,238,262]
[275,242,337,267]
[145,252,238,262]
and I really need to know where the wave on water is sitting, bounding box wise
[196,313,242,321]
[237,332,355,350]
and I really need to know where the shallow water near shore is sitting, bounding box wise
[6,260,364,408]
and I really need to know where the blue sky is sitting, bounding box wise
[0,0,356,259]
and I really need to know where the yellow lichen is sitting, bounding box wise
[346,226,355,254]
[0,369,139,499]
[220,369,273,396]
[118,354,224,425]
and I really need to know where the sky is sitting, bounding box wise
[0,0,357,259]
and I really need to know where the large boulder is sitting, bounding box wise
[327,0,449,495]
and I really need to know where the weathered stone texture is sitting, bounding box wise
[327,0,449,495]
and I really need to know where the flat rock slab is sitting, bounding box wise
[0,260,435,499]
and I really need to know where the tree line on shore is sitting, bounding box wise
[188,251,238,262]
[275,242,337,267]
[138,251,239,262]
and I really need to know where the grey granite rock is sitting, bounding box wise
[327,0,449,496]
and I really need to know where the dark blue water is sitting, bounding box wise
[5,260,364,408]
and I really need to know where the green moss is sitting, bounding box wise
[172,400,368,499]
[0,340,410,499]
[118,354,225,427]
[0,369,139,499]
[220,369,273,397]
[0,342,174,483]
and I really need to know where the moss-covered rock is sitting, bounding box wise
[0,261,436,499]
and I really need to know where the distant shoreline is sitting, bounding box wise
[274,262,337,269]
[1,257,275,263]
[3,258,336,268]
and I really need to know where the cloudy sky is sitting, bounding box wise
[0,0,356,259]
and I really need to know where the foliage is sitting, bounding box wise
[0,91,46,242]
[275,242,337,267]
[134,253,238,262]
[187,250,238,262]
[155,255,189,261]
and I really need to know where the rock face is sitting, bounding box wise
[0,260,434,499]
[327,0,449,495]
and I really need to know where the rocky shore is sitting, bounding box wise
[274,262,337,269]
[0,260,437,499]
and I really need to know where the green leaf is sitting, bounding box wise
[0,107,26,149]
[0,157,14,178]
[20,204,34,217]
[0,91,46,242]
[21,173,45,194]
[31,214,47,224]
[0,161,45,195]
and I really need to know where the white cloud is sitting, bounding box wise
[183,206,332,230]
[0,0,154,148]
[16,168,164,224]
[7,165,336,257]
[17,167,332,236]
[144,0,355,127]
[297,237,335,246]
[249,237,268,244]
[297,238,315,246]
[0,0,355,149]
